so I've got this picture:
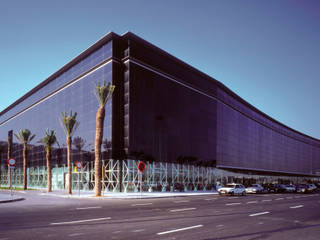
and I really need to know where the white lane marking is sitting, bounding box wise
[69,233,84,237]
[131,203,153,206]
[76,206,101,210]
[132,229,145,233]
[226,202,241,206]
[275,198,284,201]
[262,199,272,202]
[50,217,111,225]
[173,200,190,203]
[247,201,258,204]
[170,208,196,212]
[204,198,217,201]
[258,222,264,225]
[157,225,203,235]
[249,211,270,217]
[228,197,239,199]
[290,205,304,209]
[216,224,224,228]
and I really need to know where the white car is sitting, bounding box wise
[245,184,264,194]
[218,183,246,196]
[285,185,296,193]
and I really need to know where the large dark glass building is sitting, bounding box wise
[0,32,319,192]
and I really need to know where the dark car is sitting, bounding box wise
[296,184,315,193]
[263,184,285,193]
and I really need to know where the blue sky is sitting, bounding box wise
[0,0,319,139]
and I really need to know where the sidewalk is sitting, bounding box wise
[0,189,218,202]
[0,192,25,203]
[38,190,219,199]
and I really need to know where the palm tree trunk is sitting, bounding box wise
[67,136,72,194]
[46,148,52,192]
[23,143,27,190]
[0,154,2,186]
[8,135,12,188]
[94,106,105,197]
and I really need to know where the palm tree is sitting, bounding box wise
[39,129,59,192]
[60,111,80,194]
[94,81,115,196]
[14,129,35,190]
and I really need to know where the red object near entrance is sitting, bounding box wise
[8,158,16,167]
[137,161,146,173]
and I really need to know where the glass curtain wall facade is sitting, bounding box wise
[0,40,113,190]
[0,32,319,192]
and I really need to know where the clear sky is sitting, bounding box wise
[0,0,319,139]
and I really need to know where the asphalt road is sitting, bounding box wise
[1,191,320,240]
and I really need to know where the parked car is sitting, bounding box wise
[307,184,317,192]
[296,184,308,193]
[296,184,318,193]
[245,184,264,194]
[263,183,276,193]
[218,183,246,196]
[285,185,296,193]
[275,184,287,193]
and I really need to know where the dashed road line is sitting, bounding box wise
[173,200,190,203]
[170,208,196,212]
[204,198,217,201]
[275,198,284,201]
[262,199,272,202]
[132,229,145,233]
[69,233,84,237]
[50,217,111,225]
[228,197,239,199]
[216,224,224,228]
[226,202,241,206]
[290,205,304,209]
[249,211,270,217]
[131,203,153,206]
[76,206,101,210]
[157,225,203,235]
[247,201,258,204]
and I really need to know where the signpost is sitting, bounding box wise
[137,161,146,196]
[7,158,16,198]
[75,161,82,196]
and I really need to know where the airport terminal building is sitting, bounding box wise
[0,32,319,192]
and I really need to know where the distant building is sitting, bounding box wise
[0,32,319,191]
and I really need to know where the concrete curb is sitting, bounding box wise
[0,198,25,204]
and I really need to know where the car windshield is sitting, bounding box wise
[226,184,236,188]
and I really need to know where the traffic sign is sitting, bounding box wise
[137,161,146,173]
[8,158,16,167]
[75,161,82,169]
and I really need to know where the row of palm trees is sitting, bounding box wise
[7,81,114,197]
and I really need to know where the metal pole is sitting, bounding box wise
[10,168,13,198]
[140,172,142,198]
[78,171,80,197]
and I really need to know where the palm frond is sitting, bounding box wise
[94,81,115,107]
[60,110,80,137]
[14,129,35,144]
